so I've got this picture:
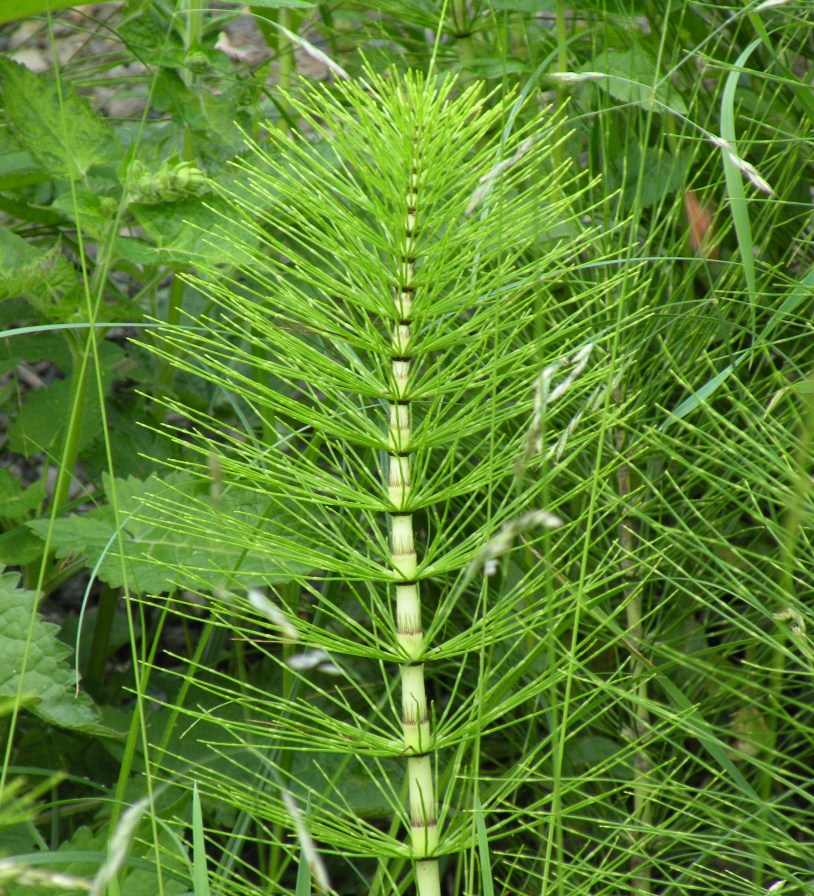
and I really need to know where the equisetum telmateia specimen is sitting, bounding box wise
[150,70,583,896]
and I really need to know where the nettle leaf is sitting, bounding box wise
[131,194,252,267]
[292,751,401,820]
[0,141,45,192]
[0,58,120,180]
[0,525,45,567]
[491,0,645,8]
[151,71,253,163]
[29,472,315,594]
[118,15,189,71]
[50,187,120,241]
[0,226,77,304]
[0,1,119,26]
[582,46,688,116]
[0,328,72,377]
[0,821,188,896]
[0,468,44,521]
[7,376,100,458]
[606,145,691,206]
[0,571,107,733]
[7,341,123,458]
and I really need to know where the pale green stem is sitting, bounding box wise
[387,153,440,896]
[84,582,119,698]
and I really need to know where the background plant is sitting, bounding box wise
[0,2,813,896]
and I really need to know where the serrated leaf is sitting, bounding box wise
[0,525,45,566]
[131,194,252,267]
[0,58,120,180]
[6,339,123,457]
[0,821,188,896]
[606,145,690,206]
[149,70,255,164]
[582,46,688,116]
[0,0,119,26]
[50,187,120,240]
[0,328,73,377]
[292,751,401,820]
[117,16,189,71]
[0,147,44,191]
[29,472,315,594]
[491,0,644,8]
[0,571,108,733]
[0,468,45,521]
[565,735,633,781]
[0,226,76,303]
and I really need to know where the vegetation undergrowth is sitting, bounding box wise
[0,2,812,896]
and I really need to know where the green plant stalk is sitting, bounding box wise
[84,582,119,697]
[277,9,295,88]
[178,0,203,88]
[388,146,440,896]
[144,68,591,895]
[249,326,276,449]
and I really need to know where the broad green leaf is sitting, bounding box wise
[6,340,123,457]
[0,226,76,304]
[459,57,528,78]
[0,0,119,25]
[565,735,633,781]
[491,0,644,8]
[489,0,557,8]
[0,525,45,566]
[0,327,72,376]
[0,147,45,192]
[29,472,316,594]
[290,751,401,821]
[582,46,688,116]
[150,70,254,163]
[131,194,256,267]
[0,468,45,521]
[117,15,188,70]
[606,144,690,206]
[0,571,106,733]
[0,58,120,180]
[50,187,120,240]
[7,376,99,457]
[1,822,188,896]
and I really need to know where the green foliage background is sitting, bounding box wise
[0,2,812,896]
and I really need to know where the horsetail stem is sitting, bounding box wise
[145,70,584,895]
[387,128,440,895]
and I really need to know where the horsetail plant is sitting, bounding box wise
[143,70,599,895]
